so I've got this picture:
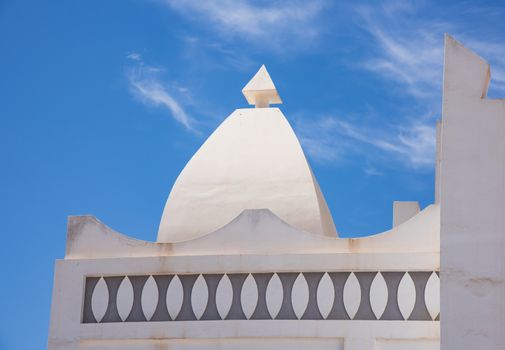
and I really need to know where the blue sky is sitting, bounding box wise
[1,0,504,348]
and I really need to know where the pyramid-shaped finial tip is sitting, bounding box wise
[242,65,282,108]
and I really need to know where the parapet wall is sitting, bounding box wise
[49,208,439,350]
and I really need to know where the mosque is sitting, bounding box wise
[48,35,505,350]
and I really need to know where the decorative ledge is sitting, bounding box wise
[82,271,439,323]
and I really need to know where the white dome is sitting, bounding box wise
[157,107,337,242]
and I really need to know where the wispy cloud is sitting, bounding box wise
[355,1,505,97]
[136,0,504,173]
[126,52,142,61]
[297,115,435,169]
[355,2,445,98]
[164,0,325,51]
[180,35,257,72]
[310,1,504,172]
[126,53,197,132]
[364,166,384,176]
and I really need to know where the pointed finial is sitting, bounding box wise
[242,65,282,108]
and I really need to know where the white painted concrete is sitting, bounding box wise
[166,275,183,320]
[117,277,133,321]
[157,107,338,242]
[397,273,415,320]
[292,273,309,319]
[316,273,334,319]
[66,206,440,260]
[376,339,439,350]
[434,121,442,204]
[392,201,420,227]
[241,274,258,319]
[79,338,345,350]
[49,240,440,349]
[440,34,505,350]
[91,277,108,322]
[191,275,208,320]
[216,275,233,319]
[343,273,360,319]
[242,65,282,107]
[370,272,388,319]
[141,276,158,321]
[424,272,439,321]
[266,273,283,319]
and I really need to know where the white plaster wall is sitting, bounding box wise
[376,339,439,350]
[440,35,505,349]
[65,206,440,260]
[434,121,442,204]
[392,202,420,227]
[77,337,439,350]
[48,251,439,350]
[49,206,440,350]
[79,338,344,350]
